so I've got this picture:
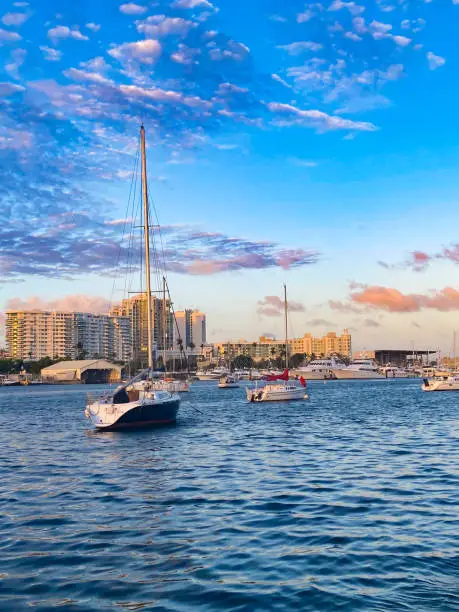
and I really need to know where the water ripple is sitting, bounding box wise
[1,380,458,611]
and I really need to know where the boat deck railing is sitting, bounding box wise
[86,392,111,406]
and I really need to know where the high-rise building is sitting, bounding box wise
[110,293,173,362]
[174,310,207,349]
[5,311,131,361]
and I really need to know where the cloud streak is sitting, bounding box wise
[331,284,459,313]
[258,295,306,317]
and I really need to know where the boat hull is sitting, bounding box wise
[422,379,459,392]
[293,370,335,380]
[218,383,239,389]
[87,397,180,430]
[246,386,308,402]
[333,369,385,380]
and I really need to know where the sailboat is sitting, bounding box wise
[246,285,308,402]
[85,125,181,430]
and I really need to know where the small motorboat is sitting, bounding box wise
[246,380,308,402]
[422,375,459,392]
[218,375,239,389]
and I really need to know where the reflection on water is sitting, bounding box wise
[1,380,458,611]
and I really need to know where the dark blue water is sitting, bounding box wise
[1,380,458,611]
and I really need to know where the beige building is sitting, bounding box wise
[110,293,173,362]
[215,329,352,362]
[5,311,131,361]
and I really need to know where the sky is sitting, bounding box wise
[1,0,459,354]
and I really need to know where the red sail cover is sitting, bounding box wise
[299,376,307,388]
[264,369,289,382]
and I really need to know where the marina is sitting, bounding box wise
[1,379,458,610]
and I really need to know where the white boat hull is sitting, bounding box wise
[218,382,239,389]
[294,370,335,380]
[333,369,385,380]
[86,393,180,430]
[422,379,459,392]
[246,384,308,402]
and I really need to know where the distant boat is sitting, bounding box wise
[333,359,385,380]
[218,375,239,389]
[196,367,229,381]
[85,125,180,430]
[422,374,459,392]
[1,378,21,387]
[246,286,308,403]
[296,357,346,380]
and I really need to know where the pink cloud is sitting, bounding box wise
[258,295,305,317]
[6,295,111,314]
[332,284,459,313]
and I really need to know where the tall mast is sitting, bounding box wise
[454,331,456,370]
[162,275,167,372]
[140,125,153,370]
[284,283,288,370]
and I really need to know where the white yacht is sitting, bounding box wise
[296,357,347,380]
[196,367,230,381]
[422,374,459,392]
[333,359,385,380]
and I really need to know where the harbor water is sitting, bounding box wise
[1,380,458,611]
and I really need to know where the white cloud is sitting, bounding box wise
[290,158,318,167]
[86,22,101,32]
[345,31,362,41]
[272,73,292,89]
[119,3,147,15]
[108,38,162,64]
[0,82,24,96]
[5,48,26,80]
[40,45,62,61]
[392,34,411,46]
[119,84,211,108]
[48,26,89,42]
[173,0,215,8]
[278,41,323,54]
[136,16,195,37]
[427,51,446,70]
[2,12,29,26]
[80,56,111,72]
[268,102,377,132]
[64,68,115,86]
[0,27,21,42]
[329,0,365,15]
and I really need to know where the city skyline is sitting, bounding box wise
[1,1,459,352]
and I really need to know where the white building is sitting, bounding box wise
[174,310,207,349]
[5,311,131,361]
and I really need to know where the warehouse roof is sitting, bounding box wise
[42,360,122,374]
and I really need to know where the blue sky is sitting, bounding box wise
[1,0,459,353]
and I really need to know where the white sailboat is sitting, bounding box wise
[422,375,459,392]
[85,125,181,430]
[246,285,308,402]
